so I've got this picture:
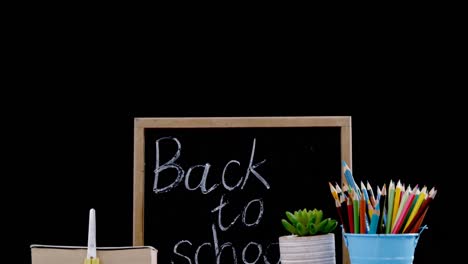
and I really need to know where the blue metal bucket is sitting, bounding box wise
[343,227,427,264]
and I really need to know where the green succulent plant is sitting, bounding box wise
[281,208,338,236]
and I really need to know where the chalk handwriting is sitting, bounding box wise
[242,198,264,227]
[154,138,270,194]
[171,224,280,264]
[211,194,240,231]
[155,137,278,263]
[153,137,184,193]
[242,242,262,264]
[184,164,219,194]
[222,160,242,190]
[241,138,270,190]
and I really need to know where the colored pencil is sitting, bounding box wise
[369,203,380,234]
[406,188,420,222]
[376,185,381,202]
[391,180,402,227]
[342,184,350,198]
[409,207,429,233]
[405,187,437,233]
[335,183,343,198]
[403,186,427,232]
[334,199,344,229]
[361,181,369,202]
[340,194,349,233]
[385,180,395,233]
[392,186,417,234]
[347,196,354,233]
[367,181,376,208]
[343,161,360,197]
[361,181,373,220]
[392,184,409,230]
[329,182,339,201]
[378,184,386,234]
[328,165,437,235]
[329,182,346,232]
[352,191,359,233]
[360,193,366,233]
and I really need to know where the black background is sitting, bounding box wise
[7,9,463,263]
[17,92,457,263]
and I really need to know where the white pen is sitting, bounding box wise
[85,208,99,264]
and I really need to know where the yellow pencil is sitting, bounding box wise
[329,182,339,201]
[391,180,402,228]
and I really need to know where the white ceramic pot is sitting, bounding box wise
[279,233,336,264]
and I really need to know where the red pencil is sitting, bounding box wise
[335,199,345,232]
[409,207,429,233]
[360,193,366,233]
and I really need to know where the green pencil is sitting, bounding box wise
[353,191,359,233]
[385,180,395,233]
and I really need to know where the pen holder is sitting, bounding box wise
[343,226,427,264]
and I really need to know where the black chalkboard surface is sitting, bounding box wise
[133,117,352,264]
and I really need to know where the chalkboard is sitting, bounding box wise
[133,117,352,263]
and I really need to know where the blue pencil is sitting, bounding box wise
[369,203,380,234]
[342,161,360,197]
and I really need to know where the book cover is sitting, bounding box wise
[31,244,157,264]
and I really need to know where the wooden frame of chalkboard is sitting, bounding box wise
[133,116,352,263]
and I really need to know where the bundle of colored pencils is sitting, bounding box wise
[328,161,437,234]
